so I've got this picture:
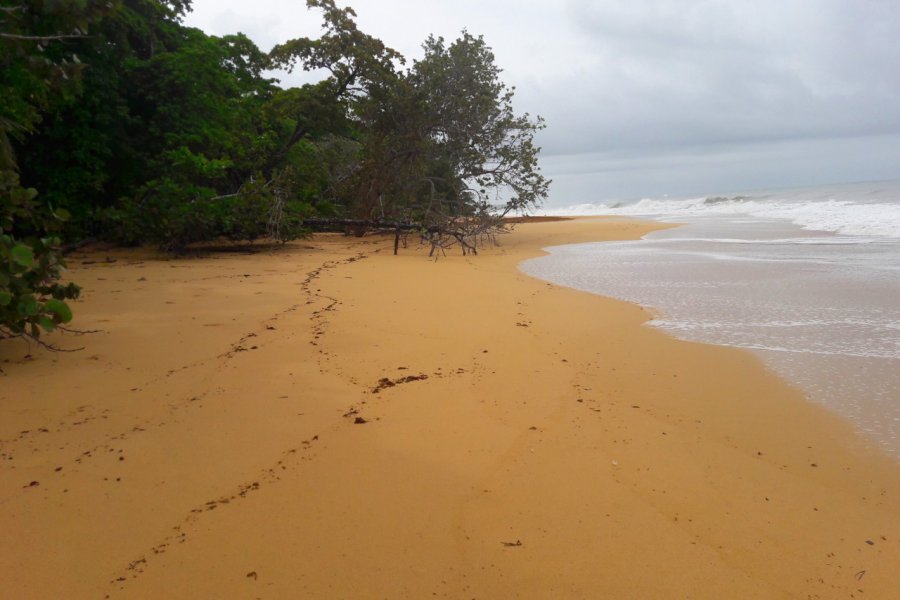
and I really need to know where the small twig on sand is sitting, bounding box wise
[57,326,105,336]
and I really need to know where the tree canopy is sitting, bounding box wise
[1,0,549,342]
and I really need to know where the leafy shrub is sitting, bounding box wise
[1,170,80,341]
[104,173,315,251]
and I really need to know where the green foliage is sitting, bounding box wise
[220,170,316,244]
[0,1,116,158]
[411,33,549,212]
[330,28,549,224]
[269,0,403,94]
[5,0,549,270]
[0,169,80,341]
[0,0,113,341]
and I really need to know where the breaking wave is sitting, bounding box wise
[547,183,900,239]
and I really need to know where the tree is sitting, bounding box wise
[316,27,550,255]
[412,33,548,214]
[15,0,201,240]
[1,1,115,164]
[411,32,549,254]
[14,1,291,249]
[106,27,283,249]
[268,0,404,165]
[0,0,116,343]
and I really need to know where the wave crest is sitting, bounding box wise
[545,191,900,238]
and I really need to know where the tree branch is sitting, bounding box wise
[0,33,89,41]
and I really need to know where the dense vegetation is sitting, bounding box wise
[1,0,548,342]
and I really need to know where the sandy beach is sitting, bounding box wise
[1,217,898,599]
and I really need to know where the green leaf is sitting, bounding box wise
[37,316,56,332]
[44,299,73,323]
[19,296,39,317]
[0,291,11,306]
[11,244,35,268]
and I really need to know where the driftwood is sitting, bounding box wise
[61,238,97,255]
[303,216,510,257]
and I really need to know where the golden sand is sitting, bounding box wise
[1,218,898,599]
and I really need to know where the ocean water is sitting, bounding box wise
[522,180,900,459]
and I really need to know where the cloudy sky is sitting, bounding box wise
[185,0,900,206]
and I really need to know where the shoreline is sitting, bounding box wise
[1,217,899,598]
[522,218,900,462]
[520,226,900,463]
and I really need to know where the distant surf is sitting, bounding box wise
[544,180,900,239]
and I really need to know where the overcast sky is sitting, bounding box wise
[185,0,900,206]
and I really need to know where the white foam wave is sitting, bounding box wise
[650,318,897,329]
[648,319,900,359]
[659,236,881,246]
[547,196,900,239]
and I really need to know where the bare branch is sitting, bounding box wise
[0,33,89,42]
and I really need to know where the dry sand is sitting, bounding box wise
[1,217,898,599]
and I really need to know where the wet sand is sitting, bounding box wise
[1,218,898,599]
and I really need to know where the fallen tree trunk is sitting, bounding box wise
[302,217,508,256]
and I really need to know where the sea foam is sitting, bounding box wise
[546,181,900,239]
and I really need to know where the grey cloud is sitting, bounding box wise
[533,0,900,154]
